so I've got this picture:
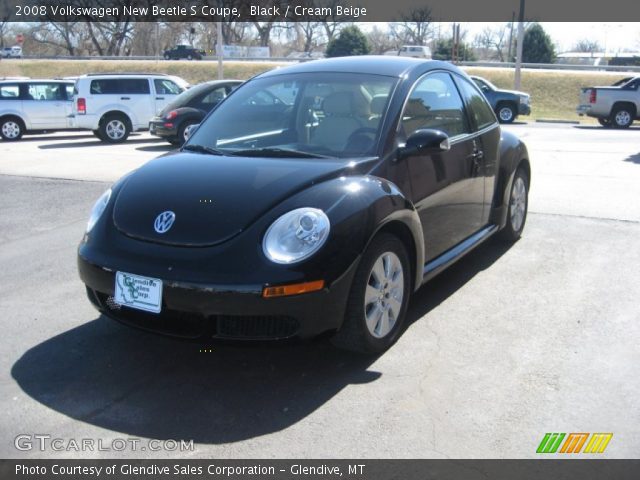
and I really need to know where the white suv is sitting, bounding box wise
[398,45,432,59]
[71,73,189,143]
[0,79,75,141]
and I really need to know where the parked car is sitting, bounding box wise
[150,79,243,146]
[0,46,23,59]
[78,57,531,353]
[163,45,206,60]
[70,73,189,143]
[397,45,432,58]
[471,76,531,123]
[0,79,75,141]
[577,76,640,128]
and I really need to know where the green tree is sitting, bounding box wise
[432,38,477,61]
[325,25,370,57]
[523,23,556,63]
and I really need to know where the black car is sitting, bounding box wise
[163,45,206,60]
[78,57,531,353]
[471,75,531,123]
[149,80,243,145]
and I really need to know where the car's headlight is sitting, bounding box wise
[263,208,330,264]
[520,95,530,105]
[86,188,112,233]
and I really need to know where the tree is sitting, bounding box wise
[390,7,433,46]
[432,37,476,61]
[573,39,602,53]
[366,25,396,54]
[522,23,556,63]
[325,25,370,57]
[474,24,510,62]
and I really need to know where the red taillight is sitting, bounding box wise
[589,89,597,104]
[165,110,178,120]
[77,97,86,115]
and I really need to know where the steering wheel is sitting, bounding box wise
[345,127,378,154]
[348,127,378,138]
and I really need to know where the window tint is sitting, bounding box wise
[90,78,150,95]
[401,72,469,138]
[26,83,67,101]
[456,76,497,130]
[154,79,183,95]
[0,84,20,99]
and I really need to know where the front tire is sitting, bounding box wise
[496,103,517,124]
[331,233,411,354]
[99,114,131,143]
[0,116,24,141]
[499,167,529,242]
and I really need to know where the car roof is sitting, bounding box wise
[258,56,457,78]
[79,73,170,78]
[0,78,72,83]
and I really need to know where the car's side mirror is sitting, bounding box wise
[397,129,450,160]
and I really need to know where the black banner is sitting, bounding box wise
[1,460,640,480]
[2,0,640,22]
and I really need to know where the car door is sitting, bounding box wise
[399,71,485,261]
[21,82,70,129]
[153,78,184,114]
[119,78,153,127]
[454,75,501,225]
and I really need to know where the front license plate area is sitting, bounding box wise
[114,271,163,314]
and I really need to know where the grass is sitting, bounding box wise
[1,59,632,121]
[463,67,628,121]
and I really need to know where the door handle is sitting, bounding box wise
[472,150,484,161]
[120,97,130,100]
[156,97,165,100]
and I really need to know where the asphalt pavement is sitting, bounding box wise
[0,123,639,458]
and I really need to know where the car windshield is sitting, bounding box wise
[474,77,497,91]
[187,72,398,158]
[162,82,214,111]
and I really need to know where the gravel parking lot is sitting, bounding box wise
[0,123,639,458]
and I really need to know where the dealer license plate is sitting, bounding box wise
[114,271,163,314]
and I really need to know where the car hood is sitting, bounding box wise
[112,152,375,247]
[496,88,528,97]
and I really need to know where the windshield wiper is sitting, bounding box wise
[229,147,329,159]
[182,144,225,156]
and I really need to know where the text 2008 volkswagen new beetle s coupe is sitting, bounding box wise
[78,57,530,353]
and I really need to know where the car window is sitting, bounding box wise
[472,78,491,92]
[26,83,67,101]
[0,84,20,99]
[188,72,398,158]
[90,78,150,95]
[154,79,183,95]
[455,76,497,131]
[200,87,227,105]
[401,72,470,138]
[65,84,75,99]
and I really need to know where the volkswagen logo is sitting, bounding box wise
[154,211,176,234]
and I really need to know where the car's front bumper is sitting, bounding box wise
[78,252,357,342]
[518,103,531,116]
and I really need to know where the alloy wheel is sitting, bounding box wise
[364,251,405,339]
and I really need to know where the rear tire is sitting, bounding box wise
[597,118,612,128]
[499,166,529,242]
[331,233,411,354]
[177,121,197,146]
[610,105,634,129]
[99,114,131,143]
[163,54,170,60]
[92,129,105,140]
[0,116,24,141]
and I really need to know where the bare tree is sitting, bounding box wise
[573,39,602,53]
[367,25,397,54]
[390,7,434,46]
[29,22,82,56]
[474,24,510,61]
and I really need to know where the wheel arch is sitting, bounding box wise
[612,101,637,117]
[0,113,28,130]
[99,110,132,129]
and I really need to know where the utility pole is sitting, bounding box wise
[507,11,515,62]
[217,22,223,80]
[514,0,525,90]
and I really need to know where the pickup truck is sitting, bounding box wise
[577,76,640,128]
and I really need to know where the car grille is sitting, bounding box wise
[87,288,300,340]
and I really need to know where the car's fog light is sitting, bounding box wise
[263,280,325,298]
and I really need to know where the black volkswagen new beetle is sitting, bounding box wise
[78,57,530,353]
